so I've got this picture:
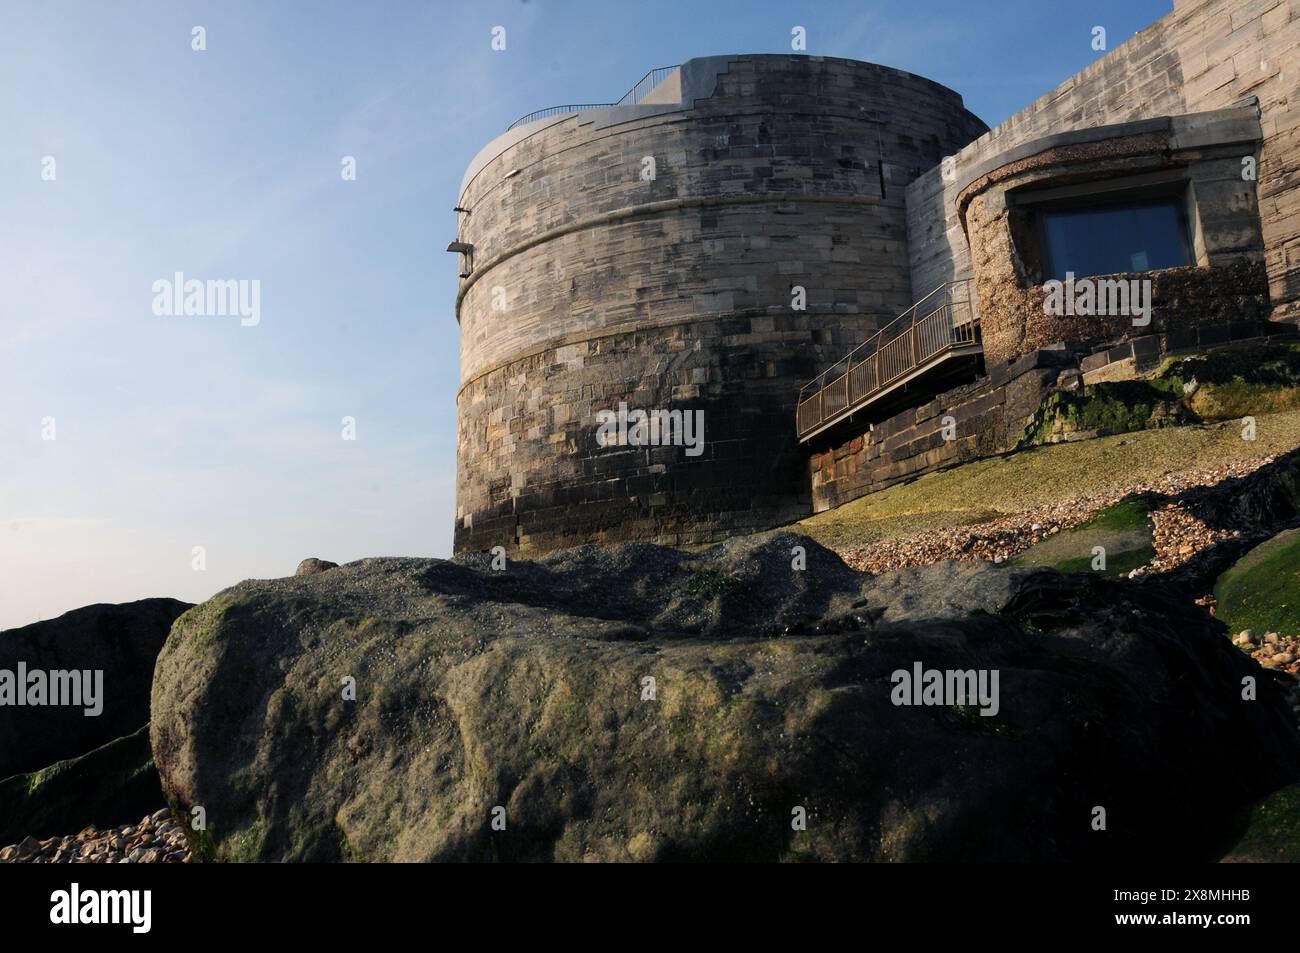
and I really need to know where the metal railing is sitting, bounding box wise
[507,65,680,130]
[616,66,679,106]
[508,103,618,130]
[796,279,981,440]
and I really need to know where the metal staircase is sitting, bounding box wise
[797,279,982,442]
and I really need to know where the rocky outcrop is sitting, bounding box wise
[150,535,1300,862]
[0,598,192,778]
[295,558,338,577]
[0,726,162,844]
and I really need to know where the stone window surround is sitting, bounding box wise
[954,104,1266,290]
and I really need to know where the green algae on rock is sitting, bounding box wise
[1215,528,1300,638]
[0,726,162,844]
[1008,497,1155,578]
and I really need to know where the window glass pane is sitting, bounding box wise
[1041,199,1189,281]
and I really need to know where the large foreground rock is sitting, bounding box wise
[1,598,192,778]
[150,535,1300,862]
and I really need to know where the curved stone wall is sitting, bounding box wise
[454,54,987,554]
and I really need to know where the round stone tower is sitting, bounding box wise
[453,54,987,554]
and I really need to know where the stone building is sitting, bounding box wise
[452,56,986,552]
[452,0,1300,554]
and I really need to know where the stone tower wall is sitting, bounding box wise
[454,54,987,554]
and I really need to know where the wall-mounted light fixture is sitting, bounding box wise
[447,241,474,279]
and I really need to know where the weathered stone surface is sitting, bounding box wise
[151,534,1298,862]
[0,598,192,779]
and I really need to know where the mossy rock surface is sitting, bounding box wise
[1013,343,1300,449]
[1018,383,1194,448]
[1157,342,1300,421]
[150,534,1300,863]
[1008,497,1155,578]
[1214,527,1300,637]
[1222,779,1300,862]
[0,725,163,843]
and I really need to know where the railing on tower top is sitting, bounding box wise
[615,66,679,106]
[507,65,680,130]
[796,279,981,441]
[506,103,618,130]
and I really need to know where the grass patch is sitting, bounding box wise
[1016,342,1300,447]
[1213,527,1300,637]
[337,825,361,862]
[225,819,266,863]
[951,703,1022,736]
[1190,382,1300,420]
[1070,497,1150,534]
[792,409,1300,553]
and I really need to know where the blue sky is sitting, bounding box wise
[0,0,1172,628]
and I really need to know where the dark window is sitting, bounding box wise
[1040,198,1191,281]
